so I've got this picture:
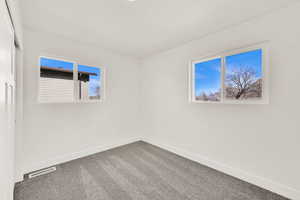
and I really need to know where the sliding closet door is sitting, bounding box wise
[0,0,16,199]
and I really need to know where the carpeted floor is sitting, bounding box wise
[14,141,289,200]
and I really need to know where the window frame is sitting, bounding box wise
[38,55,106,104]
[189,42,269,104]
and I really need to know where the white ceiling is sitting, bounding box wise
[20,0,297,58]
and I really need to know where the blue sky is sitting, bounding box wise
[40,57,101,96]
[194,49,262,96]
[225,49,262,78]
[40,57,74,70]
[195,58,221,96]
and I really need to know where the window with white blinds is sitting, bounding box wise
[39,57,103,103]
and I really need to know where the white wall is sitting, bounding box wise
[21,29,141,174]
[15,48,24,182]
[141,3,300,199]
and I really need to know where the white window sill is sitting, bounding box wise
[37,100,104,104]
[189,99,269,105]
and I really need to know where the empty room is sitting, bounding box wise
[1,0,300,199]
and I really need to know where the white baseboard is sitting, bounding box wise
[15,171,24,183]
[143,138,300,200]
[19,137,142,180]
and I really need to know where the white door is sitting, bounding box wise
[0,0,16,199]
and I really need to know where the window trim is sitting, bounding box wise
[189,42,269,104]
[38,55,105,104]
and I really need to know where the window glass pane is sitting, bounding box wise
[39,57,74,102]
[77,65,101,100]
[194,58,221,102]
[225,49,262,100]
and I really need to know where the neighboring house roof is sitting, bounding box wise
[40,66,97,82]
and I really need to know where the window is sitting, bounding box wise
[77,65,101,101]
[39,57,75,102]
[225,49,262,100]
[193,57,222,102]
[39,57,104,103]
[191,44,268,104]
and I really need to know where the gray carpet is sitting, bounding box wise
[14,141,289,200]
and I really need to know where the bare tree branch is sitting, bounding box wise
[226,67,257,99]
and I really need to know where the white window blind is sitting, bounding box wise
[39,57,75,103]
[39,77,74,102]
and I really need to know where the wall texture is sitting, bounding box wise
[21,29,141,174]
[141,3,300,199]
